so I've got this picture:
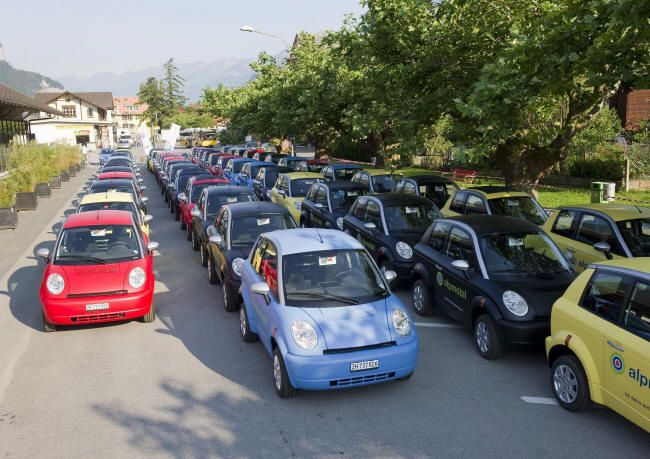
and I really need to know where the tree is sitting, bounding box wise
[163,58,187,112]
[167,106,214,129]
[137,77,166,127]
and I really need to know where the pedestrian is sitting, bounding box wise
[81,143,88,166]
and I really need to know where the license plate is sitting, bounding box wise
[350,360,379,372]
[85,303,109,311]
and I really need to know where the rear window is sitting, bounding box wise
[207,194,255,217]
[291,178,325,197]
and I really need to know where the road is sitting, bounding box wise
[0,148,648,458]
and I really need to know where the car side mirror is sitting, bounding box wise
[178,192,187,202]
[138,178,144,183]
[251,282,270,297]
[144,214,153,224]
[36,248,50,260]
[191,208,201,218]
[451,260,470,271]
[593,242,613,259]
[315,203,325,209]
[147,241,159,253]
[364,222,377,230]
[209,234,223,247]
[141,196,149,203]
[278,189,286,197]
[140,186,147,192]
[383,269,397,287]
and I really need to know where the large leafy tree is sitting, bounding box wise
[137,77,166,127]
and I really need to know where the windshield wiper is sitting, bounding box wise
[288,292,359,305]
[57,254,108,264]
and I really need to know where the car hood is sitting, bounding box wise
[58,260,141,295]
[388,230,423,246]
[301,298,392,350]
[492,273,575,318]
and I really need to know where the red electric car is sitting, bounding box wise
[179,176,230,240]
[38,210,159,332]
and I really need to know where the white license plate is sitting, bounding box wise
[85,303,109,311]
[350,360,379,372]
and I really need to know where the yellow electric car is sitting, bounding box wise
[546,258,650,432]
[541,204,650,272]
[270,172,325,222]
[77,191,153,238]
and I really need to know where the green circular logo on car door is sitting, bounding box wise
[436,272,444,287]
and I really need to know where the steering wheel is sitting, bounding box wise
[110,241,129,251]
[333,268,363,284]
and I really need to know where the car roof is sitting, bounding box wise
[193,177,229,185]
[247,161,274,167]
[283,172,324,180]
[91,179,134,187]
[64,210,133,228]
[329,163,362,170]
[368,192,434,207]
[282,156,306,161]
[557,203,650,221]
[404,174,456,184]
[465,186,531,198]
[79,191,134,205]
[323,181,366,191]
[265,228,363,256]
[362,168,400,176]
[227,201,290,217]
[205,185,254,195]
[591,258,650,277]
[99,172,132,178]
[440,215,541,235]
[230,157,255,163]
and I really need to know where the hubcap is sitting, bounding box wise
[240,307,246,336]
[475,321,489,353]
[207,258,212,279]
[413,284,424,312]
[223,284,228,306]
[553,364,578,404]
[273,354,282,390]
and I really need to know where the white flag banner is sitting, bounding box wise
[164,123,181,150]
[139,122,152,153]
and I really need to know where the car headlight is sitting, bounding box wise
[129,267,146,289]
[46,273,65,295]
[336,217,344,230]
[291,320,318,350]
[231,257,245,277]
[293,201,302,211]
[396,241,413,259]
[502,290,528,317]
[392,308,411,336]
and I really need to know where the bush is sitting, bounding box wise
[568,146,625,181]
[0,178,16,208]
[5,142,81,192]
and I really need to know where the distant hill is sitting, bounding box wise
[57,58,256,101]
[0,61,64,96]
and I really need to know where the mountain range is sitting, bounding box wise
[57,58,256,101]
[0,60,64,96]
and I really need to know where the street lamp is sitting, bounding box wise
[240,25,290,51]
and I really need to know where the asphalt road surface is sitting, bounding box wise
[0,148,648,458]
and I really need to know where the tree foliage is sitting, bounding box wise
[138,59,188,128]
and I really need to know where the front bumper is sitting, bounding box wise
[41,288,154,325]
[284,338,418,390]
[498,318,550,346]
[391,259,416,280]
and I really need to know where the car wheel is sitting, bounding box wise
[239,304,257,342]
[180,219,186,230]
[200,245,209,267]
[551,355,592,412]
[191,231,199,251]
[411,279,433,315]
[174,207,180,221]
[186,226,192,241]
[141,303,156,323]
[273,348,296,398]
[223,281,237,312]
[208,256,219,284]
[42,311,58,332]
[474,314,503,359]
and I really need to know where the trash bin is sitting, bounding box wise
[606,182,616,202]
[591,181,609,204]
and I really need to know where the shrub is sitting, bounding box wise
[0,178,16,208]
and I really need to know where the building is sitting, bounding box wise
[0,41,5,61]
[610,85,650,131]
[29,90,115,148]
[113,96,147,136]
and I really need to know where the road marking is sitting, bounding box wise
[414,322,462,329]
[521,396,558,406]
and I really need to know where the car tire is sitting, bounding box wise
[223,281,237,312]
[186,226,192,241]
[200,245,209,267]
[174,207,180,221]
[180,219,186,230]
[551,355,592,412]
[273,348,296,398]
[240,304,258,343]
[474,314,504,359]
[141,303,156,323]
[191,231,200,251]
[42,312,58,332]
[411,279,433,316]
[208,256,219,284]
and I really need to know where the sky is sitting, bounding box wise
[0,0,365,78]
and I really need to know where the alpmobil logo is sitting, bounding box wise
[611,354,625,374]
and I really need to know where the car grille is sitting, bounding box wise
[323,341,396,355]
[329,372,396,387]
[67,290,127,299]
[71,313,126,322]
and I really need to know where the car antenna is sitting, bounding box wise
[316,228,324,243]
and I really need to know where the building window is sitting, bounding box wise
[87,107,94,117]
[62,105,76,117]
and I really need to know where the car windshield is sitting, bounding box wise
[481,232,571,276]
[78,202,139,223]
[330,188,362,210]
[384,203,438,232]
[334,168,359,180]
[264,169,280,186]
[207,194,255,218]
[421,184,454,207]
[616,218,650,257]
[488,197,547,225]
[233,162,248,173]
[372,174,401,192]
[288,160,307,171]
[291,178,324,197]
[191,183,214,202]
[230,214,296,247]
[55,224,141,264]
[283,249,389,306]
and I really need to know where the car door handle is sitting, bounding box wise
[434,264,442,270]
[607,340,624,352]
[566,247,575,252]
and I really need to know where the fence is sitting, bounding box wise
[628,143,650,179]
